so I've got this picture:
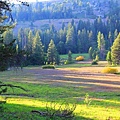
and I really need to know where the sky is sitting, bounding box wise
[10,0,52,3]
[27,0,50,2]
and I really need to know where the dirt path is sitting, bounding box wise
[24,67,120,92]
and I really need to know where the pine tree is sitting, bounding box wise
[31,31,44,65]
[67,50,72,63]
[111,33,120,65]
[47,39,59,64]
[57,41,65,54]
[88,47,93,59]
[0,1,16,71]
[3,30,14,44]
[97,31,106,60]
[17,28,26,50]
[27,30,33,54]
[106,51,112,64]
[66,23,76,53]
[114,29,118,40]
[108,31,113,48]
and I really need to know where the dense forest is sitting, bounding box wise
[3,0,120,66]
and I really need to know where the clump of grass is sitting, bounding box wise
[32,101,76,119]
[42,65,55,69]
[84,93,92,107]
[101,67,118,74]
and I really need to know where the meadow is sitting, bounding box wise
[0,54,120,120]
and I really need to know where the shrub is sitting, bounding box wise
[64,60,73,65]
[91,60,98,65]
[32,101,76,119]
[101,67,118,74]
[76,56,84,61]
[42,65,55,69]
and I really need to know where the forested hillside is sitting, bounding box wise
[3,0,120,65]
[12,0,120,20]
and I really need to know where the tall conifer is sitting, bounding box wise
[111,33,120,65]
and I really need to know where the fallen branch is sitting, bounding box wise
[0,84,27,92]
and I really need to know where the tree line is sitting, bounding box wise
[11,0,120,21]
[3,16,120,66]
[1,0,120,69]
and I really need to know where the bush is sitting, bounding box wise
[76,56,84,61]
[64,60,73,65]
[101,67,118,74]
[91,60,98,65]
[42,65,55,69]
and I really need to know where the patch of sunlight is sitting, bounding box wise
[102,99,120,104]
[0,96,6,101]
[6,97,120,120]
[75,104,120,120]
[7,98,46,108]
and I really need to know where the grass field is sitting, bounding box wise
[60,53,90,61]
[0,63,120,120]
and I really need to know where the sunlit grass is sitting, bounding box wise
[3,97,120,120]
[56,63,91,68]
[0,66,120,119]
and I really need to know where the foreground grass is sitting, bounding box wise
[0,67,120,120]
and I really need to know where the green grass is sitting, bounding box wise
[0,67,120,120]
[60,53,90,61]
[56,63,91,68]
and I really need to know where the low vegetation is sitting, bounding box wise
[76,56,84,61]
[102,67,118,74]
[42,65,55,69]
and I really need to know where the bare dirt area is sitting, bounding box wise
[23,67,120,92]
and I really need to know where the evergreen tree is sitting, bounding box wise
[80,28,89,53]
[0,1,17,71]
[27,30,33,54]
[95,54,99,62]
[77,30,82,53]
[47,39,59,64]
[92,50,97,60]
[17,28,26,50]
[67,50,72,63]
[62,22,65,30]
[106,51,112,64]
[111,33,120,65]
[97,31,106,60]
[88,47,93,59]
[57,41,65,54]
[30,31,44,65]
[114,29,118,40]
[3,30,14,44]
[88,31,96,48]
[108,31,113,48]
[66,23,77,53]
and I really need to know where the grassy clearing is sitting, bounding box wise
[0,66,120,119]
[56,63,91,68]
[60,53,90,61]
